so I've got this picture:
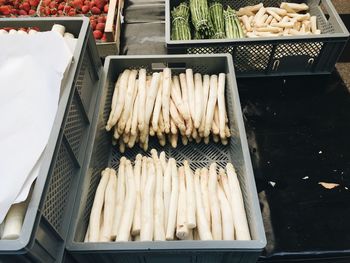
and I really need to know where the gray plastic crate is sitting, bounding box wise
[0,17,102,262]
[165,0,349,77]
[66,54,266,263]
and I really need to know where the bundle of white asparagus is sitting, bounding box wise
[105,67,231,153]
[84,150,251,242]
[237,2,320,37]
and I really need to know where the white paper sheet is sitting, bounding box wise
[0,31,73,223]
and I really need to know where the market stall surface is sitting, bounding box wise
[118,0,350,262]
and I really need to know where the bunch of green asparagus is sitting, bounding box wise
[171,2,192,41]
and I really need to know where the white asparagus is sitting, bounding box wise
[255,26,283,33]
[176,167,190,240]
[119,139,125,153]
[253,7,266,26]
[166,159,179,240]
[170,117,178,135]
[194,169,213,240]
[181,135,188,145]
[208,163,222,240]
[111,158,126,238]
[144,73,161,139]
[241,15,252,31]
[217,73,226,139]
[125,79,139,135]
[1,201,27,240]
[185,69,196,122]
[162,68,172,133]
[204,75,218,137]
[154,160,166,241]
[266,7,287,16]
[170,100,186,133]
[194,73,203,128]
[110,70,130,128]
[100,169,117,241]
[163,159,172,230]
[183,160,196,229]
[118,70,138,133]
[169,134,178,148]
[140,159,156,241]
[128,130,138,149]
[137,69,147,131]
[89,168,110,242]
[132,154,142,236]
[131,84,140,136]
[200,168,211,226]
[219,168,232,203]
[238,3,263,16]
[310,16,317,34]
[226,163,251,240]
[179,74,193,136]
[84,225,90,242]
[140,156,148,199]
[134,235,140,241]
[106,74,122,131]
[152,73,163,132]
[171,76,190,121]
[217,183,235,240]
[281,2,308,12]
[159,151,167,172]
[199,74,210,134]
[116,161,137,241]
[212,104,220,135]
[266,9,282,22]
[265,15,273,25]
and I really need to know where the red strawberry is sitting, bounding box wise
[89,0,95,7]
[51,8,57,14]
[101,33,107,42]
[91,6,100,14]
[96,22,105,31]
[97,15,104,23]
[43,0,50,6]
[64,5,71,12]
[18,9,28,15]
[58,3,64,10]
[103,4,108,13]
[90,20,97,30]
[49,1,56,8]
[57,10,63,15]
[94,0,104,9]
[29,0,39,6]
[10,9,18,15]
[81,5,89,13]
[44,6,50,15]
[22,2,31,11]
[72,0,82,8]
[28,9,36,15]
[68,9,76,16]
[0,5,11,15]
[93,29,102,39]
[84,0,89,5]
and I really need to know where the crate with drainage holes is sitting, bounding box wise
[165,0,349,77]
[66,54,266,263]
[0,17,102,263]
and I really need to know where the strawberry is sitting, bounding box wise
[58,3,64,10]
[90,20,97,30]
[89,0,95,7]
[101,33,107,42]
[68,9,76,16]
[97,15,104,23]
[28,9,36,15]
[51,8,57,14]
[49,1,56,8]
[29,0,39,6]
[57,9,63,15]
[64,5,71,12]
[18,9,28,15]
[84,0,89,5]
[91,6,100,14]
[93,29,102,39]
[43,0,50,6]
[10,9,18,15]
[44,6,50,15]
[0,5,11,15]
[22,2,31,11]
[94,0,104,9]
[81,5,89,13]
[96,22,105,31]
[72,0,83,8]
[103,3,108,13]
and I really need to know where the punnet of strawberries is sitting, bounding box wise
[0,0,40,16]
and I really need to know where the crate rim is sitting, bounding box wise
[66,53,267,253]
[0,16,90,253]
[164,0,350,46]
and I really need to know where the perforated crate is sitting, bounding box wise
[165,0,349,77]
[66,54,266,263]
[0,17,102,263]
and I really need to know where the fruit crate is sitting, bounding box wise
[165,0,349,77]
[0,17,102,263]
[66,54,266,263]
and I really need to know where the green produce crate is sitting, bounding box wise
[165,0,349,77]
[0,17,102,263]
[66,54,266,263]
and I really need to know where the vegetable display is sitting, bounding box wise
[84,150,251,242]
[238,3,320,37]
[106,67,231,152]
[171,1,320,40]
[171,2,191,41]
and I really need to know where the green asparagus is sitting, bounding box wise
[171,2,192,40]
[209,1,225,39]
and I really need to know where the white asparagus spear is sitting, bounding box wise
[165,159,179,240]
[114,125,121,140]
[134,235,140,241]
[194,73,203,128]
[84,225,90,242]
[219,168,232,203]
[226,163,251,240]
[152,73,163,132]
[110,70,130,128]
[125,79,139,135]
[154,159,166,240]
[208,163,222,240]
[217,183,235,240]
[111,157,126,238]
[280,2,308,12]
[218,73,226,139]
[89,168,110,242]
[140,159,156,241]
[163,159,172,230]
[200,168,211,226]
[185,69,196,122]
[199,74,210,133]
[106,74,122,131]
[116,160,137,241]
[169,134,178,148]
[159,151,167,173]
[162,68,172,133]
[131,84,140,136]
[170,100,186,134]
[170,117,178,135]
[181,135,188,145]
[213,134,220,143]
[310,16,317,34]
[98,209,105,241]
[140,156,148,199]
[179,73,193,136]
[183,160,196,229]
[1,201,27,240]
[204,75,218,137]
[137,69,147,132]
[132,154,142,235]
[194,169,213,240]
[128,130,138,149]
[119,139,125,153]
[100,169,117,241]
[118,70,138,133]
[171,76,190,121]
[176,166,190,240]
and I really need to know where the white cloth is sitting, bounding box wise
[0,31,73,223]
